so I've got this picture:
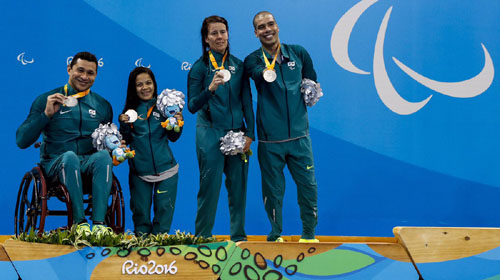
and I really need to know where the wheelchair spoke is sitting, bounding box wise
[17,202,26,233]
[19,179,31,233]
[15,171,43,235]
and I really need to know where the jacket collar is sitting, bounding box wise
[262,43,289,61]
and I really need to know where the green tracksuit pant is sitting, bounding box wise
[258,136,318,241]
[194,126,249,241]
[43,150,113,224]
[129,172,178,235]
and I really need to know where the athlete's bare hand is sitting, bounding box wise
[243,136,252,153]
[208,71,226,92]
[44,93,66,118]
[119,114,130,122]
[174,112,183,122]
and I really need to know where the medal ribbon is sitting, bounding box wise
[137,105,155,120]
[208,50,228,70]
[64,84,90,98]
[262,43,281,71]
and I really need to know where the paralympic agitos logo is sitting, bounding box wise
[331,0,494,115]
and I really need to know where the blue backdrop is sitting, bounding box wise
[2,0,499,236]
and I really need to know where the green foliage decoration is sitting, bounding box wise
[14,226,217,249]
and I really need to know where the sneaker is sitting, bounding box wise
[299,238,319,243]
[76,223,91,235]
[92,224,113,237]
[275,237,284,242]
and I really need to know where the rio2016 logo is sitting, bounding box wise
[331,0,494,115]
[67,56,104,67]
[122,260,177,275]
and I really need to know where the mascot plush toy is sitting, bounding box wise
[92,123,135,166]
[156,89,185,132]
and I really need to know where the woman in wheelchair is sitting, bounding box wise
[119,67,183,235]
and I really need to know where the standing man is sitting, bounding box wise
[16,51,114,235]
[244,11,319,242]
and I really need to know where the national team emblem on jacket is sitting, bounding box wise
[288,61,296,70]
[153,111,160,120]
[89,109,96,118]
[229,65,236,74]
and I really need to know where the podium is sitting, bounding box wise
[1,227,500,279]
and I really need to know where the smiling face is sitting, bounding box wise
[135,73,155,101]
[254,13,280,51]
[67,58,97,92]
[205,22,228,54]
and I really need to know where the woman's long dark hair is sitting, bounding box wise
[122,67,158,114]
[201,15,230,65]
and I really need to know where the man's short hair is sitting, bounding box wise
[253,11,274,29]
[69,51,98,72]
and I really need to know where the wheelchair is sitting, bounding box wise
[14,163,125,236]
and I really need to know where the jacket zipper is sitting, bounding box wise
[228,60,234,128]
[147,112,158,174]
[228,79,234,128]
[78,100,82,154]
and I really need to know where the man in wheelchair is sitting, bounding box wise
[16,51,114,235]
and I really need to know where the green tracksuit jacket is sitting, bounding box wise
[188,51,255,139]
[16,85,112,159]
[244,44,317,142]
[119,98,180,176]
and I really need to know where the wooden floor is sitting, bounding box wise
[1,227,500,279]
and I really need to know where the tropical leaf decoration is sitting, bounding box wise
[14,226,217,249]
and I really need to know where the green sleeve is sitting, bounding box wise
[187,61,213,114]
[241,70,255,140]
[297,45,317,81]
[16,95,50,149]
[106,100,113,124]
[244,52,266,83]
[119,120,132,144]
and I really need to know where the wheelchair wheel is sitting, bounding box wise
[106,174,125,233]
[15,167,44,236]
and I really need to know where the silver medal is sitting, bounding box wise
[64,96,78,107]
[263,69,277,83]
[125,109,138,123]
[219,69,231,82]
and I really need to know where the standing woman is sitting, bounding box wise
[188,15,255,242]
[119,67,183,235]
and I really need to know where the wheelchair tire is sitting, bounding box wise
[106,174,125,233]
[14,168,43,236]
